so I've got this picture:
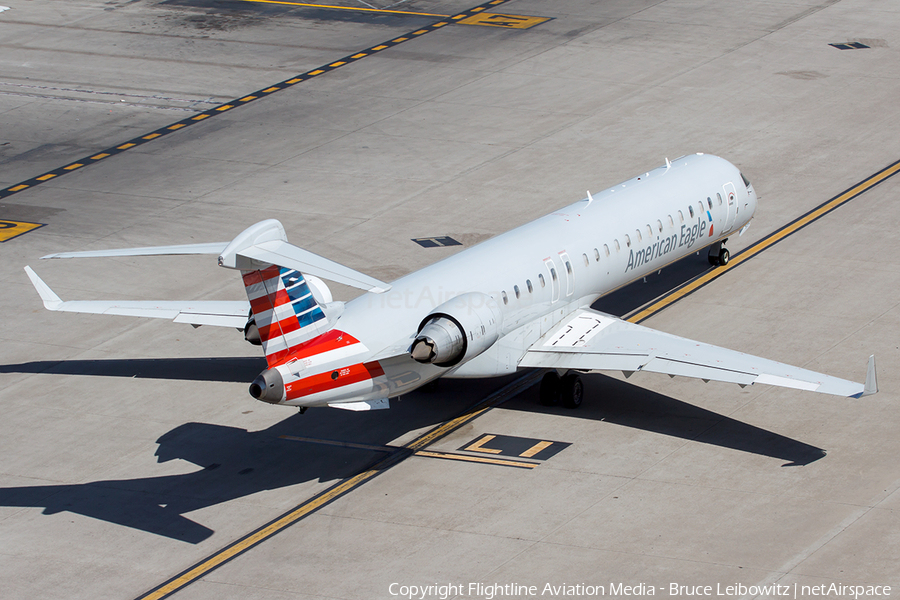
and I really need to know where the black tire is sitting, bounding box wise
[539,371,561,406]
[717,248,730,266]
[561,373,584,409]
[707,251,719,266]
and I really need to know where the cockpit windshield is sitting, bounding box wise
[741,173,752,188]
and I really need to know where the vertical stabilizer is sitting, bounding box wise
[243,265,330,365]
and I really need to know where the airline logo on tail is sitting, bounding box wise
[243,265,328,365]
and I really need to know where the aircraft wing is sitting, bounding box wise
[519,308,876,398]
[25,267,249,328]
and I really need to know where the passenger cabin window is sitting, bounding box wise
[657,220,663,233]
[565,260,572,274]
[697,201,704,214]
[624,234,631,247]
[526,279,533,293]
[668,215,674,227]
[614,239,620,251]
[583,253,589,267]
[550,267,558,281]
[688,205,694,218]
[514,285,520,299]
[707,197,713,209]
[501,291,508,305]
[538,273,545,287]
[717,193,722,205]
[678,210,684,223]
[635,229,642,242]
[603,244,610,256]
[593,248,600,261]
[646,225,653,237]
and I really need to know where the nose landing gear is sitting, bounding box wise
[707,239,730,266]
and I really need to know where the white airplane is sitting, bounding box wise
[25,153,877,411]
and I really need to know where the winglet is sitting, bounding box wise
[862,355,878,397]
[24,266,63,310]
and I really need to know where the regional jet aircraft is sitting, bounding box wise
[25,154,877,410]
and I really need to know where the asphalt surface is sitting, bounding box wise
[1,1,898,599]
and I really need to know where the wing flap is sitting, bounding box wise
[522,308,868,398]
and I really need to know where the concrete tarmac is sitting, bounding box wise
[1,0,899,599]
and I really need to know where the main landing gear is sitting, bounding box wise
[707,239,730,267]
[539,371,584,409]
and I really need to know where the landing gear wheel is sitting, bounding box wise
[717,248,730,266]
[560,373,584,409]
[707,250,719,266]
[539,371,561,406]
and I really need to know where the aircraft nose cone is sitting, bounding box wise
[249,368,284,404]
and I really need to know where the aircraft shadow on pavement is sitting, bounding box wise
[505,374,826,468]
[0,380,495,544]
[0,256,814,542]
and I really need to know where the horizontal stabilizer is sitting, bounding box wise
[237,240,391,294]
[24,267,249,328]
[42,242,228,260]
[521,308,868,398]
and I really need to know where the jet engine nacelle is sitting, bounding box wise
[410,292,503,367]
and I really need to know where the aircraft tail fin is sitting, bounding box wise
[242,265,332,365]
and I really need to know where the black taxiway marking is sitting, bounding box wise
[461,433,569,461]
[0,0,515,208]
[830,42,870,50]
[412,236,463,248]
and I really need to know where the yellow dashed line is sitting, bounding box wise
[215,105,234,111]
[308,70,324,75]
[167,124,186,131]
[234,0,450,17]
[453,14,466,19]
[392,37,409,42]
[285,79,303,84]
[329,61,346,67]
[36,174,57,181]
[91,153,111,159]
[371,45,388,51]
[471,6,485,11]
[9,184,29,192]
[434,22,448,27]
[143,133,161,140]
[413,29,428,35]
[63,164,83,170]
[117,143,136,149]
[351,53,367,59]
[262,87,280,93]
[239,96,258,101]
[191,114,210,121]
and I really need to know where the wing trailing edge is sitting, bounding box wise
[520,308,873,398]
